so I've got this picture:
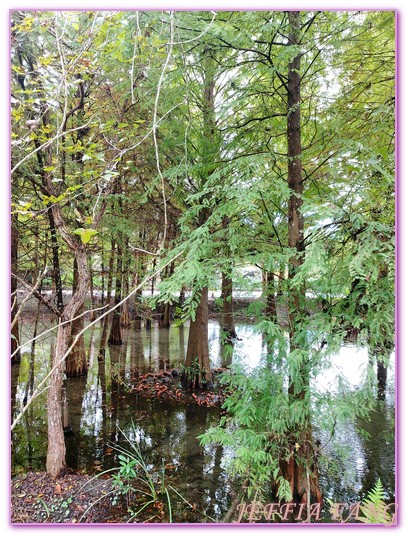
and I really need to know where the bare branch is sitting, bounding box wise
[11,268,51,328]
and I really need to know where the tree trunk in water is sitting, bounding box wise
[160,302,171,328]
[182,287,212,389]
[374,341,392,401]
[66,306,87,376]
[134,287,143,330]
[108,242,123,345]
[66,259,88,377]
[99,240,116,358]
[377,361,387,401]
[282,11,321,505]
[221,273,237,340]
[46,242,90,476]
[46,322,69,476]
[120,239,131,328]
[120,275,131,327]
[11,219,21,364]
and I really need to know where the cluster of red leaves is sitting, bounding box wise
[131,369,225,407]
[191,391,225,407]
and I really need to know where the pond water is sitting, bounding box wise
[11,316,395,522]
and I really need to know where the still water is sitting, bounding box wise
[11,317,395,521]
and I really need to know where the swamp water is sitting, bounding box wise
[11,316,395,522]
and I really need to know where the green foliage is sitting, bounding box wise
[199,362,295,500]
[72,228,98,244]
[180,358,209,386]
[358,479,394,525]
[109,425,173,522]
[11,9,395,506]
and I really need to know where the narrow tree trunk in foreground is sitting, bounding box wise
[47,323,69,476]
[282,11,321,505]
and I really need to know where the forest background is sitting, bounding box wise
[2,0,406,532]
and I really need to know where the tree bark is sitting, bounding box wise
[44,161,91,475]
[120,239,131,328]
[182,47,218,389]
[160,302,171,328]
[11,217,20,364]
[47,209,64,313]
[46,246,90,476]
[66,259,88,377]
[182,287,212,389]
[282,11,321,505]
[377,361,387,401]
[221,273,237,340]
[108,241,123,345]
[99,240,116,357]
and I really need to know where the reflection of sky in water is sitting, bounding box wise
[12,316,395,507]
[314,345,395,394]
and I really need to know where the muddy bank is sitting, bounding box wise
[11,471,124,523]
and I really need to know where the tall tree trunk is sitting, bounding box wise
[182,287,212,389]
[47,209,64,313]
[221,273,237,340]
[99,240,116,357]
[46,247,90,477]
[11,217,20,364]
[283,11,321,505]
[120,239,131,328]
[44,153,91,476]
[17,42,95,477]
[182,47,218,390]
[108,242,123,345]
